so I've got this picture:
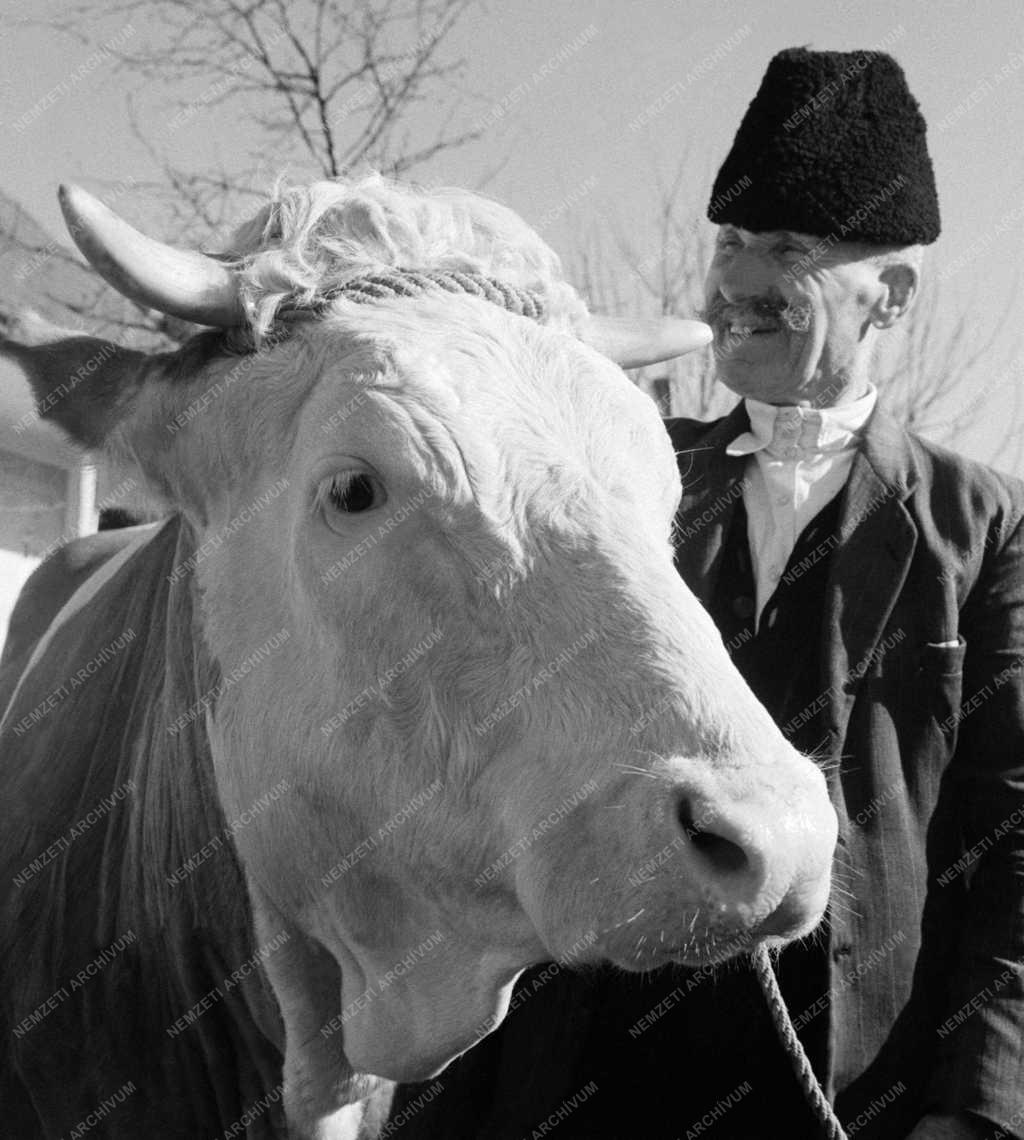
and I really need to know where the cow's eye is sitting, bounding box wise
[321,471,386,515]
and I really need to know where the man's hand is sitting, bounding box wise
[906,1113,992,1140]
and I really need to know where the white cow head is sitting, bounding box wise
[3,175,836,1135]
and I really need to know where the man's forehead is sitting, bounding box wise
[714,224,890,267]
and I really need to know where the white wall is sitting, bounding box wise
[0,548,42,652]
[0,451,102,654]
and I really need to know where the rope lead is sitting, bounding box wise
[752,943,849,1140]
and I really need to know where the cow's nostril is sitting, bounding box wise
[677,797,749,875]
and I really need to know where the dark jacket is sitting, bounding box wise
[669,403,1024,1134]
[387,404,1024,1139]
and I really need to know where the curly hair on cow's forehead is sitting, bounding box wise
[210,172,589,341]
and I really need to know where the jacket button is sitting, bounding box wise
[733,596,755,619]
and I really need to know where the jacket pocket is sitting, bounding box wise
[918,637,966,734]
[918,636,967,678]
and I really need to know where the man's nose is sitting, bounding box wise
[716,248,778,304]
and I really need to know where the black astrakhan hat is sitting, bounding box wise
[708,47,940,244]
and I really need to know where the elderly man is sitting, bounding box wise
[388,49,1024,1139]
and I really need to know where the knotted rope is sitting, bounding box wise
[752,943,849,1140]
[296,268,549,321]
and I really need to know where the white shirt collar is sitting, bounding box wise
[726,384,878,458]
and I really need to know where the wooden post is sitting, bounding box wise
[65,463,99,538]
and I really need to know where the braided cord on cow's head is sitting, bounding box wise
[279,268,548,323]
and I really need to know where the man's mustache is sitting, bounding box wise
[701,295,813,334]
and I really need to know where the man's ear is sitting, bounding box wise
[870,262,919,329]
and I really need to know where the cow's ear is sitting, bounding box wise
[0,312,156,450]
[1,313,234,521]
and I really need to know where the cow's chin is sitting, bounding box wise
[337,953,523,1083]
[590,888,829,973]
[602,928,777,972]
[604,936,750,972]
[252,902,531,1133]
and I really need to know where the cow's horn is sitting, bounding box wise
[58,184,245,327]
[579,316,713,369]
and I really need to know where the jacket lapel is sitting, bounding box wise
[672,403,750,608]
[823,407,919,745]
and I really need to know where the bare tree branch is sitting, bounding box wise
[875,267,1023,456]
[10,0,482,347]
[43,0,480,224]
